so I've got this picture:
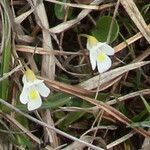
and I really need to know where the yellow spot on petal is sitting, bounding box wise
[28,89,39,101]
[87,36,99,48]
[25,69,36,82]
[97,53,106,62]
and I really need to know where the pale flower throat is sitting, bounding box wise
[25,69,36,82]
[87,35,99,48]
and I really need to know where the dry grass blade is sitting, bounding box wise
[60,89,150,114]
[16,24,150,55]
[0,99,104,150]
[0,113,54,150]
[15,8,34,24]
[55,58,89,77]
[27,0,58,147]
[1,0,149,149]
[114,29,144,53]
[62,136,98,150]
[132,47,150,62]
[107,89,150,105]
[80,61,150,90]
[120,0,150,43]
[44,78,150,137]
[106,131,136,149]
[16,44,86,55]
[45,0,115,10]
[0,65,21,82]
[49,9,92,33]
[73,96,150,137]
[48,0,104,33]
[95,76,122,91]
[142,130,150,150]
[0,112,41,144]
[39,78,92,96]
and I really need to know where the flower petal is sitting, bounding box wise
[97,43,115,56]
[20,86,29,104]
[27,89,42,111]
[22,74,27,84]
[86,40,91,50]
[25,69,36,82]
[89,50,97,70]
[96,52,112,73]
[86,36,99,50]
[36,82,50,97]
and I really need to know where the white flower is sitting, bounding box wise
[86,35,115,73]
[20,69,50,111]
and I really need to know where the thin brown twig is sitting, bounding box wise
[45,0,115,10]
[0,65,22,82]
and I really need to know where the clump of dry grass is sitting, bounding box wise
[0,0,150,149]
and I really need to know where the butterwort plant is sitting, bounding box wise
[20,68,50,111]
[86,35,115,73]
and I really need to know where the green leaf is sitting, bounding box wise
[42,93,73,109]
[131,116,150,128]
[54,0,72,20]
[140,95,150,113]
[141,4,150,15]
[0,1,11,100]
[16,115,29,129]
[132,110,147,122]
[58,111,85,129]
[131,121,150,128]
[57,99,87,129]
[92,16,119,43]
[16,134,33,149]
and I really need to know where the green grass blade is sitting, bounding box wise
[0,1,12,100]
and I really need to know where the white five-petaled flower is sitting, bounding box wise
[86,35,115,73]
[20,68,50,111]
